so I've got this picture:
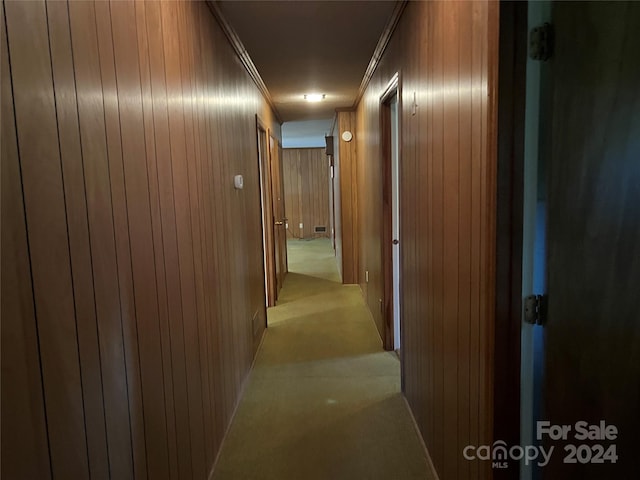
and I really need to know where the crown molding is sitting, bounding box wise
[352,0,408,109]
[206,1,283,124]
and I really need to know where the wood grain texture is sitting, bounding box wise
[355,1,498,478]
[270,137,288,293]
[334,111,359,284]
[543,3,640,477]
[379,87,396,352]
[4,1,91,477]
[1,4,51,478]
[282,148,331,240]
[257,120,277,307]
[1,1,280,478]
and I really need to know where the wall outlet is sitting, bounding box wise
[299,223,303,229]
[365,270,369,283]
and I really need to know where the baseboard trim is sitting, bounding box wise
[207,326,268,479]
[401,395,441,480]
[357,284,384,347]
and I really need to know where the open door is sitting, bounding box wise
[538,3,640,477]
[329,155,336,252]
[380,73,401,355]
[269,135,287,296]
[256,121,288,306]
[256,117,277,306]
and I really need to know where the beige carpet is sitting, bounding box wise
[212,238,435,480]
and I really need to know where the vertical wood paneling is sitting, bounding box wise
[1,5,51,477]
[282,148,330,240]
[133,1,179,476]
[187,5,213,463]
[457,4,473,479]
[199,6,221,443]
[469,3,487,477]
[177,3,212,476]
[442,4,461,478]
[355,1,498,479]
[47,2,111,478]
[82,0,149,474]
[200,10,228,444]
[333,111,358,284]
[142,1,189,475]
[2,1,280,478]
[108,1,170,476]
[59,1,133,476]
[158,1,200,476]
[4,1,91,477]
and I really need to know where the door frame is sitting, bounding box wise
[256,115,277,307]
[269,135,287,293]
[329,155,336,251]
[380,72,401,356]
[494,2,528,479]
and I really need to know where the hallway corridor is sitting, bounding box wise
[212,239,434,479]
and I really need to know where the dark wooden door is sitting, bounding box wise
[542,2,640,477]
[257,123,276,307]
[270,137,287,296]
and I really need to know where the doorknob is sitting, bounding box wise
[392,239,399,245]
[275,221,284,226]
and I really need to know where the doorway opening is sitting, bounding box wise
[281,146,334,285]
[269,135,288,298]
[256,116,275,307]
[256,116,287,308]
[380,73,402,356]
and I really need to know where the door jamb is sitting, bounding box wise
[494,3,527,479]
[380,72,401,359]
[256,115,277,308]
[269,135,287,293]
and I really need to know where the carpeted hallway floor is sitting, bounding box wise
[211,238,435,480]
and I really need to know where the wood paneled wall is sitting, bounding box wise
[282,148,330,240]
[1,1,279,479]
[355,1,498,479]
[333,111,359,284]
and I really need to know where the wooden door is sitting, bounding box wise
[330,156,336,251]
[380,76,400,352]
[278,143,288,278]
[542,3,640,477]
[257,121,276,306]
[269,136,287,296]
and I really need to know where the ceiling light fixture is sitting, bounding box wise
[304,93,325,102]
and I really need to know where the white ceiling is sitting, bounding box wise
[217,0,397,123]
[281,118,334,148]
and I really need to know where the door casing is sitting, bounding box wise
[256,116,277,307]
[380,73,402,360]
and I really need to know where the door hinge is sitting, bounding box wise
[529,23,554,61]
[524,294,547,326]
